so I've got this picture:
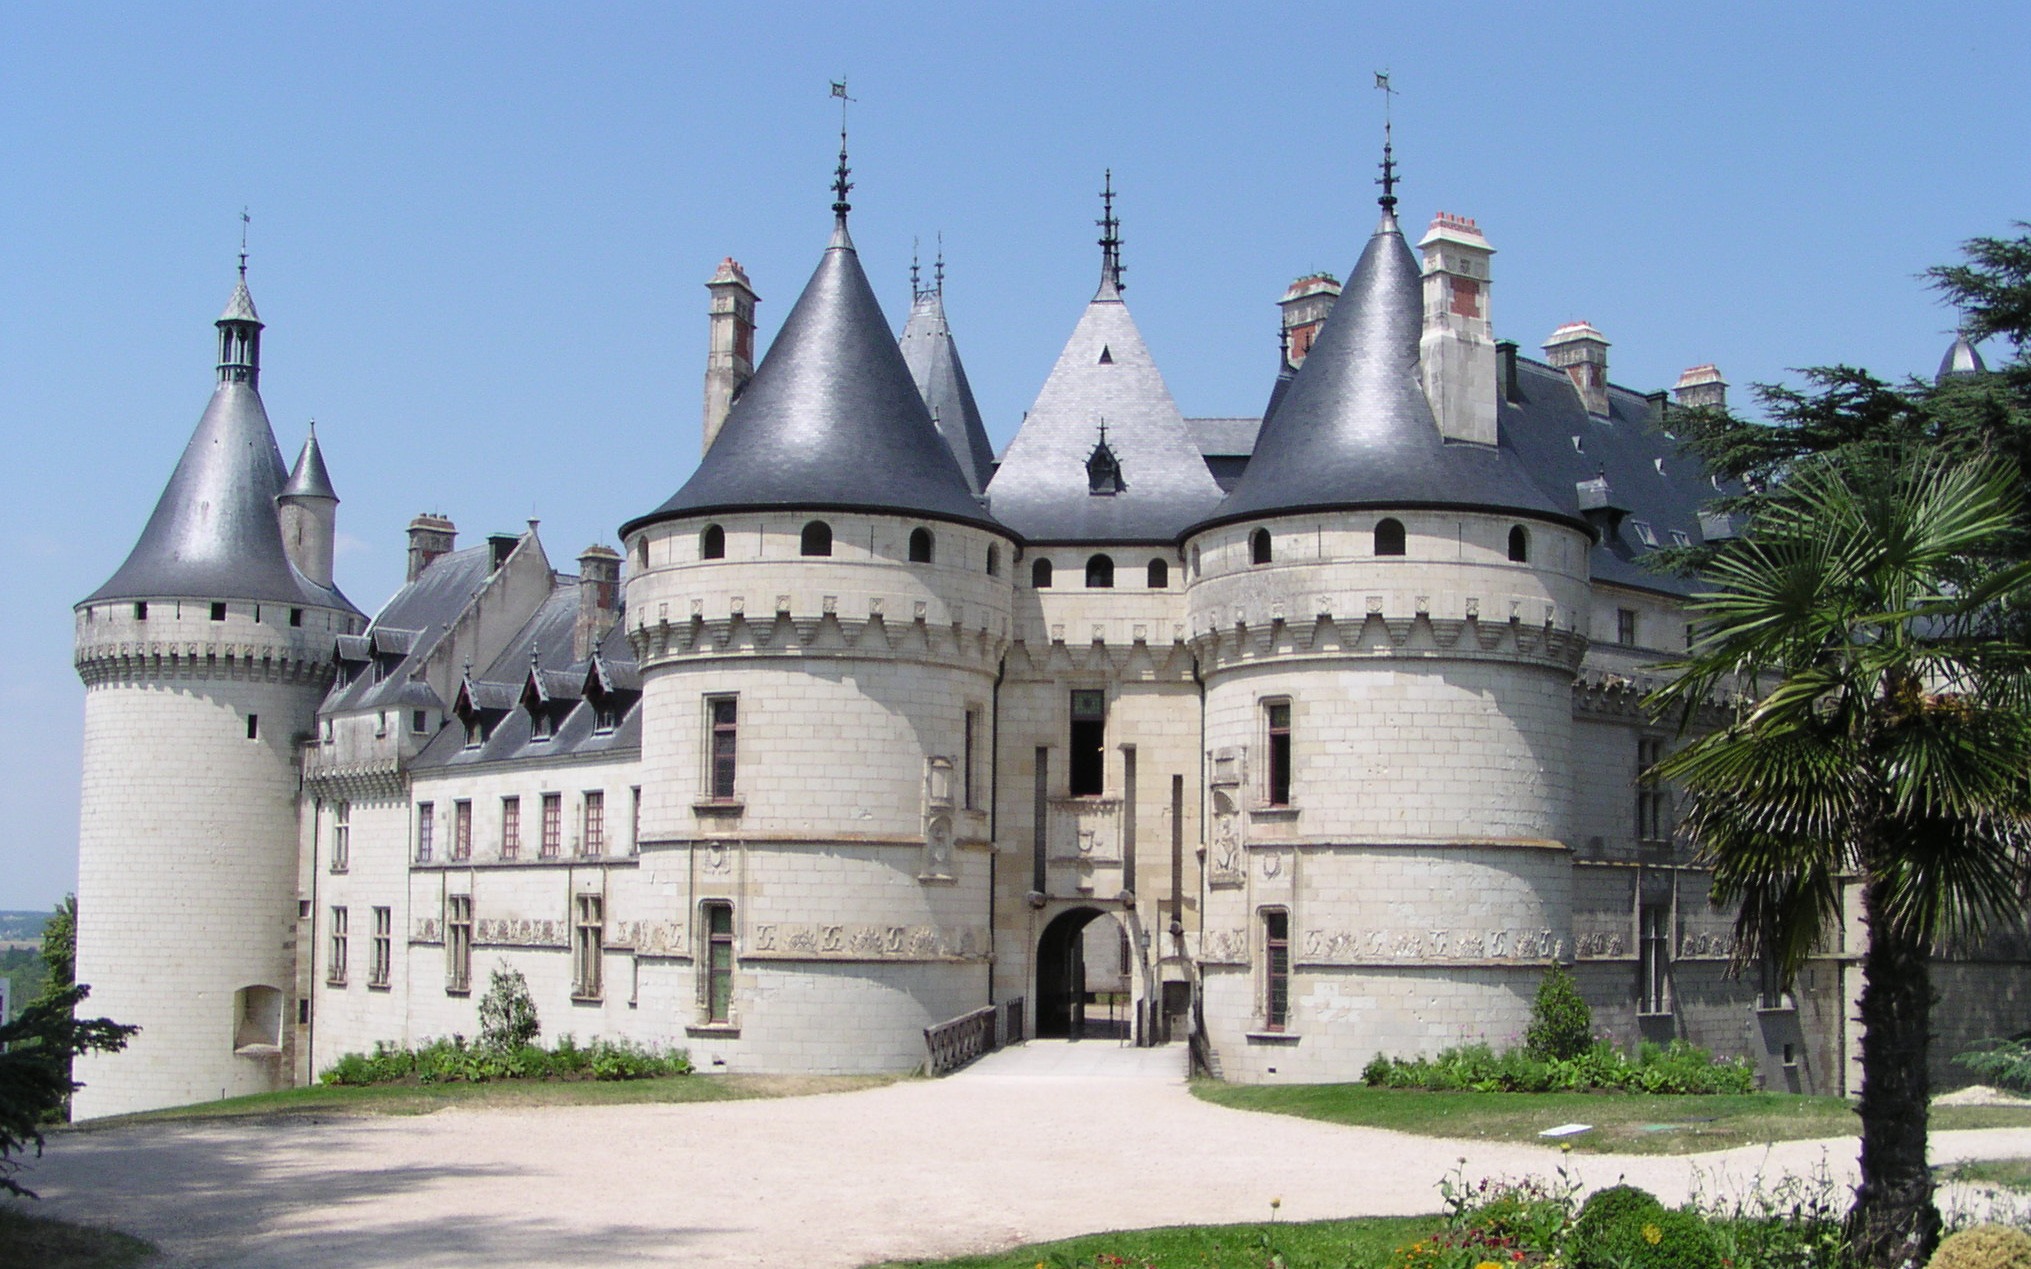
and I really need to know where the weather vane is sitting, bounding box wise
[1374,71,1399,212]
[830,79,855,218]
[239,207,251,276]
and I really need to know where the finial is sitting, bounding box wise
[463,654,473,677]
[1097,416,1108,446]
[911,237,921,298]
[1278,321,1291,369]
[307,417,317,438]
[830,79,855,220]
[239,207,251,277]
[934,232,945,292]
[1097,169,1125,292]
[530,639,540,669]
[1373,72,1399,215]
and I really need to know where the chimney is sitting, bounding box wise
[574,544,622,661]
[1277,273,1341,369]
[1496,340,1521,402]
[487,532,520,571]
[1543,322,1611,417]
[406,513,457,583]
[703,258,759,453]
[1418,212,1498,445]
[1673,364,1728,410]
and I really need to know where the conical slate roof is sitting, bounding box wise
[85,279,356,611]
[1194,209,1569,534]
[281,424,339,501]
[623,221,1002,537]
[1937,332,1988,382]
[984,275,1226,543]
[899,287,996,495]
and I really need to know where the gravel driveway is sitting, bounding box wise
[16,1041,2031,1268]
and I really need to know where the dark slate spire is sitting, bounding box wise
[1937,330,1988,383]
[281,420,339,502]
[1194,159,1568,535]
[86,272,357,610]
[1096,169,1125,299]
[899,264,997,496]
[623,204,1000,537]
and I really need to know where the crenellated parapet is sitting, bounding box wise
[75,602,348,689]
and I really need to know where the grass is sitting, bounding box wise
[862,1214,1435,1268]
[1942,1158,2031,1193]
[66,1072,899,1129]
[1192,1082,2031,1154]
[0,1204,157,1268]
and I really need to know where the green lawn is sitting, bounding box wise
[1942,1158,2031,1192]
[0,1205,156,1268]
[68,1072,898,1129]
[863,1215,1435,1269]
[1192,1082,2031,1155]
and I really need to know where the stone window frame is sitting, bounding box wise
[1260,906,1291,1031]
[327,906,349,987]
[540,792,562,859]
[500,795,521,860]
[572,894,604,1001]
[1508,524,1530,562]
[1146,557,1168,589]
[800,520,833,557]
[1068,689,1107,797]
[1031,557,1053,589]
[705,695,740,802]
[962,707,982,811]
[702,900,736,1025]
[452,800,473,861]
[581,789,606,858]
[1374,518,1407,557]
[369,906,393,988]
[1250,528,1273,566]
[330,800,351,874]
[446,894,473,994]
[1085,553,1114,589]
[415,802,434,863]
[1635,736,1667,845]
[700,523,726,560]
[1638,903,1672,1016]
[1262,697,1293,808]
[1617,607,1639,647]
[908,526,935,564]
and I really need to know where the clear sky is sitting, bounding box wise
[3,3,2026,909]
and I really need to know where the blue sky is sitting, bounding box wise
[3,3,2026,909]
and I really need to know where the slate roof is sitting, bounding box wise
[85,279,357,613]
[899,287,997,495]
[1938,332,1988,381]
[1194,208,1571,536]
[322,544,495,714]
[985,275,1227,543]
[281,426,338,501]
[623,219,1003,539]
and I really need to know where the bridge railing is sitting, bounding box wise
[923,995,1025,1076]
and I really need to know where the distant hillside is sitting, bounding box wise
[0,910,50,944]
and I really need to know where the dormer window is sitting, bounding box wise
[1632,521,1658,547]
[465,718,488,749]
[1086,426,1124,495]
[595,703,620,734]
[531,709,554,741]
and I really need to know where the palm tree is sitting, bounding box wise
[1647,453,2031,1269]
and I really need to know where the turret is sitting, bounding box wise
[72,265,359,1119]
[277,423,339,588]
[899,248,997,495]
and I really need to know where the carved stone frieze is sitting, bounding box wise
[1283,926,1566,965]
[469,917,567,948]
[608,920,688,956]
[745,922,987,962]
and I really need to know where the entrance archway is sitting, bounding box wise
[1035,907,1133,1039]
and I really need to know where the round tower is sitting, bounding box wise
[621,170,1017,1073]
[72,268,360,1118]
[1181,163,1592,1081]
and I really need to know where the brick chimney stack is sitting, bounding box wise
[406,513,457,583]
[1672,364,1728,410]
[702,258,758,454]
[1543,321,1611,417]
[574,544,623,662]
[1277,273,1341,369]
[1418,212,1498,445]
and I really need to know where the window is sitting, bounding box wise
[1636,737,1666,843]
[1146,558,1168,589]
[1263,909,1290,1030]
[500,796,521,860]
[375,710,388,736]
[800,520,832,557]
[1085,554,1114,588]
[635,537,649,569]
[465,716,488,749]
[1031,558,1053,588]
[412,709,429,734]
[1617,607,1638,647]
[1639,905,1671,1014]
[1265,700,1292,806]
[447,894,472,992]
[1374,518,1406,556]
[1757,946,1794,1010]
[595,698,619,733]
[370,907,392,987]
[582,790,605,857]
[331,801,350,873]
[1632,521,1658,547]
[701,524,726,559]
[630,786,642,854]
[709,697,738,799]
[1069,690,1106,797]
[986,545,1000,577]
[1508,525,1529,562]
[290,607,304,627]
[1685,623,1697,651]
[908,527,934,563]
[246,713,259,740]
[531,706,554,741]
[573,895,604,998]
[704,901,734,1023]
[211,601,227,622]
[1191,545,1201,578]
[416,803,434,862]
[963,709,979,810]
[134,601,148,620]
[1251,528,1273,565]
[327,907,348,985]
[540,793,562,858]
[452,800,472,861]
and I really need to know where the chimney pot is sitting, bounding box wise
[405,513,457,583]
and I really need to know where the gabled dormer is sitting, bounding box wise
[520,663,582,743]
[453,674,516,750]
[581,652,642,735]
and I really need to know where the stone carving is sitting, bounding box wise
[1260,851,1283,880]
[1679,930,1736,959]
[703,842,731,874]
[609,920,687,955]
[470,917,569,948]
[1575,931,1629,958]
[740,922,987,962]
[922,814,954,879]
[1201,928,1247,963]
[1286,925,1569,964]
[412,917,442,944]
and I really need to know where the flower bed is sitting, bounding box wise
[1362,1040,1754,1095]
[320,1034,690,1086]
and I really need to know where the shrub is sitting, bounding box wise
[1581,1207,1722,1269]
[1953,1039,2031,1094]
[1525,965,1593,1061]
[319,1037,689,1086]
[477,965,540,1051]
[1929,1224,2031,1269]
[1363,1040,1754,1095]
[1572,1184,1666,1255]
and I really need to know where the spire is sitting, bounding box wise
[1374,71,1399,221]
[900,265,998,496]
[85,274,357,611]
[281,420,339,502]
[624,189,1001,539]
[217,244,263,388]
[911,240,922,300]
[1096,169,1125,298]
[934,235,945,292]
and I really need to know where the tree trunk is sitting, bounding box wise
[1849,870,1940,1269]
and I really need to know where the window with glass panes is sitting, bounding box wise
[709,697,738,799]
[581,791,605,857]
[447,895,472,992]
[704,901,734,1023]
[1263,909,1290,1030]
[500,796,520,860]
[540,793,561,858]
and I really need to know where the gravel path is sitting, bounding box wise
[15,1042,2031,1268]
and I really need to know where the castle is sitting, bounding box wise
[68,145,2016,1119]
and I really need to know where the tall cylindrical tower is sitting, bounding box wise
[622,189,1016,1073]
[72,270,359,1118]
